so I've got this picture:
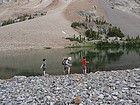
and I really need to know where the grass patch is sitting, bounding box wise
[66,43,96,48]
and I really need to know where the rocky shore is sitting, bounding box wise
[0,69,140,105]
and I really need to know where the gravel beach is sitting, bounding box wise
[0,69,140,105]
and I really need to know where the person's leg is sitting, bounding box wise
[64,70,66,75]
[67,66,70,74]
[83,66,87,74]
[43,70,45,76]
[64,66,67,75]
[85,69,87,74]
[43,68,46,76]
[83,66,85,74]
[85,66,87,74]
[83,69,85,74]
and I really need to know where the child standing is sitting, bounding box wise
[40,59,47,76]
[82,56,87,74]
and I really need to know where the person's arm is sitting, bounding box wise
[40,64,43,68]
[40,63,45,68]
[66,60,72,66]
[86,60,89,63]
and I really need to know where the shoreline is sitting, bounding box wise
[0,69,140,104]
[1,68,140,80]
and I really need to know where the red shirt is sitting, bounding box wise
[82,59,86,66]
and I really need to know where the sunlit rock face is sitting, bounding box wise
[107,0,140,17]
[107,0,140,8]
[0,0,49,20]
[0,0,11,4]
[0,0,35,5]
[0,0,18,4]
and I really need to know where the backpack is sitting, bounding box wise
[62,59,67,65]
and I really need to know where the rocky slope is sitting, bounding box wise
[0,0,79,50]
[99,0,140,37]
[107,0,140,17]
[0,0,53,21]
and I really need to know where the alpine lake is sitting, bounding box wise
[0,47,140,79]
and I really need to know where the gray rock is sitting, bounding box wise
[0,69,139,104]
[98,94,104,99]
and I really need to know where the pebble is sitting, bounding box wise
[0,69,140,105]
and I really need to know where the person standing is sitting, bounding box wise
[82,56,87,74]
[62,57,72,75]
[40,58,47,76]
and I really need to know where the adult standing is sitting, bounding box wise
[62,57,72,75]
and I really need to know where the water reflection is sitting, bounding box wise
[70,47,140,73]
[0,48,140,79]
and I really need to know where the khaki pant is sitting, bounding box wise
[64,65,70,74]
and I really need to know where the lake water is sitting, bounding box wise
[0,48,140,79]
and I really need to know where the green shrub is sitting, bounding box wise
[2,19,15,26]
[85,29,99,40]
[107,26,124,38]
[71,22,84,28]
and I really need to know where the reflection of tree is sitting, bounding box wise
[125,47,140,55]
[70,49,85,59]
[69,48,125,72]
[106,51,124,63]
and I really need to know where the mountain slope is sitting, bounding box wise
[0,0,78,50]
[0,0,140,50]
[100,0,140,37]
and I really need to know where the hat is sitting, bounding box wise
[68,57,72,61]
